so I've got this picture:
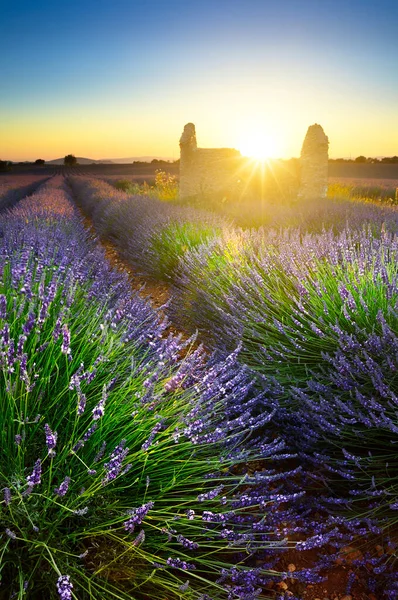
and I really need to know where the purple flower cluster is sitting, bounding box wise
[124,501,154,533]
[102,439,129,484]
[56,575,73,600]
[54,476,71,497]
[26,459,41,487]
[44,423,58,456]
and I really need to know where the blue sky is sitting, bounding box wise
[1,0,397,160]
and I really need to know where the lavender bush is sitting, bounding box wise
[0,178,304,599]
[0,174,49,212]
[170,220,398,592]
[69,176,230,281]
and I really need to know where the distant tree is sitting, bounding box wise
[0,160,12,172]
[354,155,367,163]
[381,156,398,164]
[64,154,77,166]
[35,159,45,165]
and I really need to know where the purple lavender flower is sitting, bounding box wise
[61,324,71,355]
[177,534,199,550]
[14,434,22,446]
[82,421,98,441]
[133,529,146,546]
[44,423,58,456]
[166,557,196,570]
[54,476,71,497]
[0,294,6,319]
[77,393,87,416]
[53,316,62,341]
[22,312,35,335]
[3,487,11,506]
[92,385,108,420]
[179,581,190,592]
[26,459,41,487]
[102,440,129,484]
[5,528,17,539]
[124,501,154,532]
[56,575,73,600]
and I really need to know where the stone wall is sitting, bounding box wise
[179,123,241,198]
[179,122,329,201]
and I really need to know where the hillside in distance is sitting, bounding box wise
[46,156,174,165]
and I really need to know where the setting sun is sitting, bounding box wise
[237,131,282,161]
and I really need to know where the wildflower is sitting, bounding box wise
[179,581,190,592]
[124,501,154,532]
[54,476,71,497]
[133,530,146,546]
[74,507,89,516]
[92,398,105,420]
[26,459,41,487]
[61,324,71,355]
[56,575,73,600]
[5,528,17,539]
[0,294,6,319]
[82,422,98,441]
[102,440,129,484]
[44,423,57,456]
[166,557,196,570]
[14,434,22,446]
[22,312,35,335]
[77,393,87,416]
[3,487,11,506]
[197,485,224,502]
[177,534,199,550]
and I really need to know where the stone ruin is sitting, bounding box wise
[298,123,329,200]
[179,122,329,201]
[179,123,241,199]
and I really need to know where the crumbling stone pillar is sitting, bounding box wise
[298,124,329,200]
[179,123,197,198]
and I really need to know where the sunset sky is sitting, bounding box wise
[1,0,397,161]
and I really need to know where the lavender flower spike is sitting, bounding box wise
[54,476,71,497]
[44,423,58,456]
[3,487,11,506]
[26,459,42,487]
[102,440,129,485]
[92,384,108,420]
[56,575,73,600]
[124,501,154,532]
[61,324,71,355]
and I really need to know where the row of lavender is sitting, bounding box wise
[68,175,398,597]
[0,176,311,599]
[0,174,50,212]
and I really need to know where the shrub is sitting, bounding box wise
[0,178,303,599]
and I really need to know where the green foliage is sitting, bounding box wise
[0,244,274,599]
[148,222,222,280]
[328,182,397,204]
[113,171,178,202]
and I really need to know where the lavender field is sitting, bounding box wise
[1,174,398,600]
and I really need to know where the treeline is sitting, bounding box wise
[330,155,398,163]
